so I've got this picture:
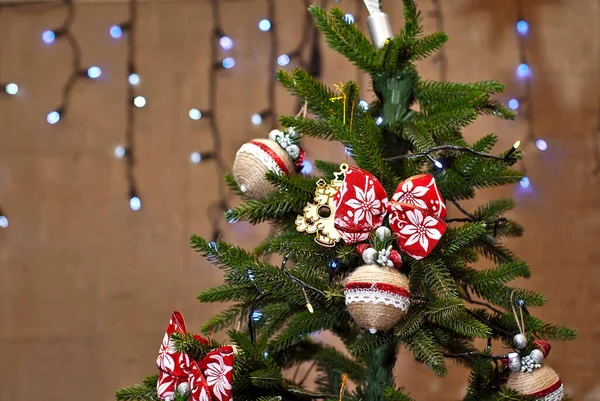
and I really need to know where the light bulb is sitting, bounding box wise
[114,145,126,158]
[42,30,55,44]
[247,269,255,281]
[516,20,529,36]
[110,25,123,39]
[190,152,202,163]
[258,19,271,31]
[516,63,531,78]
[508,98,519,110]
[344,13,355,24]
[251,113,262,125]
[189,108,202,120]
[535,139,547,151]
[359,100,369,110]
[520,177,530,189]
[222,57,235,69]
[227,210,237,224]
[219,36,233,50]
[5,83,19,95]
[301,160,313,175]
[251,310,263,322]
[129,196,141,211]
[47,111,61,125]
[87,66,102,79]
[133,96,146,108]
[128,73,140,85]
[277,54,290,67]
[0,215,8,228]
[434,160,443,169]
[376,116,384,126]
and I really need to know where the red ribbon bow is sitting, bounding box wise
[333,167,447,260]
[156,311,234,401]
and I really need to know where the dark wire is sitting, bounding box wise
[125,0,139,200]
[54,0,82,119]
[430,0,447,82]
[207,0,230,242]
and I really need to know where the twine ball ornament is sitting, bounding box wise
[232,138,295,199]
[344,264,410,334]
[506,365,564,401]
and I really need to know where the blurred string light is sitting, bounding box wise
[3,83,19,96]
[187,0,234,242]
[0,211,8,229]
[512,0,546,191]
[42,0,103,125]
[250,0,318,127]
[107,0,145,211]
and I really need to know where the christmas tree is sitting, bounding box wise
[117,2,576,401]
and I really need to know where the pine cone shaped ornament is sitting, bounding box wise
[344,262,410,334]
[232,129,304,199]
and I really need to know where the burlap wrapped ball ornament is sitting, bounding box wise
[344,264,410,333]
[506,365,564,400]
[232,138,296,199]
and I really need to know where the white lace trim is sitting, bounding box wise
[345,288,410,311]
[538,384,564,401]
[237,142,283,174]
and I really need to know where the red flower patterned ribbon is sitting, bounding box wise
[156,311,234,401]
[333,167,447,260]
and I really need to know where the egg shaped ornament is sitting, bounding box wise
[344,264,410,333]
[506,365,563,401]
[233,129,304,199]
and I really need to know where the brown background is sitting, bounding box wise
[1,0,599,399]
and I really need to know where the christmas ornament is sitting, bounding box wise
[295,163,347,247]
[233,128,304,199]
[156,311,234,401]
[513,333,528,350]
[344,241,409,333]
[506,366,563,401]
[334,166,447,259]
[505,336,563,400]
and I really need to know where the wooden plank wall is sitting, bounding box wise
[0,0,598,399]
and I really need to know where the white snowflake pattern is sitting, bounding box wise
[205,353,233,401]
[157,332,177,371]
[345,178,382,226]
[393,180,429,210]
[157,375,176,399]
[199,386,210,401]
[398,209,442,252]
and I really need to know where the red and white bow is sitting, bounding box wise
[156,311,234,401]
[333,167,447,260]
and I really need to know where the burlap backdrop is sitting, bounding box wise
[0,0,599,399]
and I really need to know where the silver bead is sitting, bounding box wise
[375,226,392,241]
[530,349,544,364]
[508,352,521,372]
[286,144,300,160]
[527,368,533,373]
[513,333,527,350]
[268,129,282,142]
[177,382,190,395]
[362,248,377,264]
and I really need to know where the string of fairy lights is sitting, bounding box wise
[509,0,547,190]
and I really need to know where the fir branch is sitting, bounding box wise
[276,68,339,119]
[439,221,488,256]
[269,310,338,352]
[308,6,378,73]
[116,375,160,401]
[265,171,319,196]
[225,188,311,225]
[394,304,426,339]
[406,329,447,377]
[383,387,415,401]
[279,115,349,142]
[201,303,250,334]
[171,332,215,360]
[385,145,513,163]
[410,32,448,61]
[348,332,394,357]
